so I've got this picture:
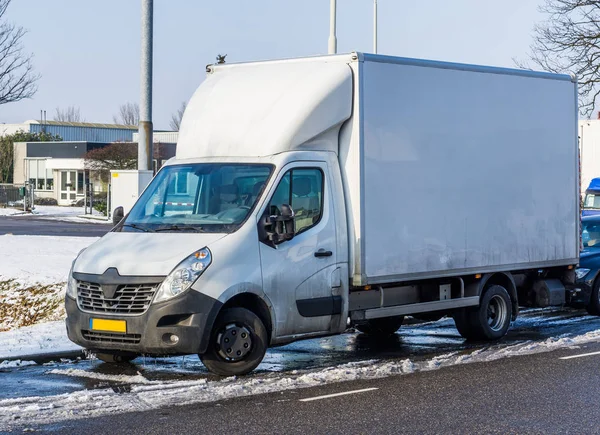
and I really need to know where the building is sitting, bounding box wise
[13,141,111,205]
[6,120,178,205]
[13,141,177,206]
[0,120,137,142]
[133,131,179,144]
[580,117,600,195]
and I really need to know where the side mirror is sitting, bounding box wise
[112,206,124,226]
[259,204,295,246]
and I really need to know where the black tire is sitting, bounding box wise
[200,307,268,376]
[586,278,600,316]
[95,351,138,363]
[355,316,404,336]
[453,285,512,341]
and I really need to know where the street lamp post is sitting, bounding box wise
[139,0,153,172]
[373,0,378,54]
[328,0,337,54]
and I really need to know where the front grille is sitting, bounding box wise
[77,281,160,315]
[82,330,141,344]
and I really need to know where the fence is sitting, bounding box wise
[0,185,22,208]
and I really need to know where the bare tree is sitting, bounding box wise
[0,0,39,105]
[169,101,187,131]
[518,0,600,117]
[113,102,140,126]
[53,106,83,122]
[84,142,137,183]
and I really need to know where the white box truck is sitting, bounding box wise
[65,53,580,375]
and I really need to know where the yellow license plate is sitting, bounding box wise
[89,318,127,333]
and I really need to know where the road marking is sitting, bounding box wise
[559,350,600,360]
[299,387,378,402]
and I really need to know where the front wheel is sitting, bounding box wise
[200,307,268,376]
[453,285,512,341]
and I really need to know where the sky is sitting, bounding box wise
[0,0,545,130]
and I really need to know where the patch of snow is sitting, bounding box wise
[47,368,154,384]
[0,235,97,287]
[0,208,26,217]
[0,321,81,360]
[27,205,109,224]
[0,360,36,369]
[1,328,600,428]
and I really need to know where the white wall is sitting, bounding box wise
[579,119,600,193]
[0,123,29,137]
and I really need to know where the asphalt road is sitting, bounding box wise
[36,340,600,434]
[0,217,111,237]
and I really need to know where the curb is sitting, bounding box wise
[0,349,85,365]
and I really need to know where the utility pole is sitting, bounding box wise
[328,0,337,54]
[373,0,378,54]
[139,0,153,172]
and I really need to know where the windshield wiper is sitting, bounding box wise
[154,225,206,233]
[121,223,154,232]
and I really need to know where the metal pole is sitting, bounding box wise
[373,0,378,54]
[138,0,153,172]
[328,0,337,54]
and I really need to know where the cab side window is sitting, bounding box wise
[269,168,324,235]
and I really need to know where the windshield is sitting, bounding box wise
[584,193,600,210]
[582,218,600,249]
[121,163,273,233]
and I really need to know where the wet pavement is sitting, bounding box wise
[2,307,599,402]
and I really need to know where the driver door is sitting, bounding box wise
[258,161,339,338]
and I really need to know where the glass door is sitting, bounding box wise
[59,171,78,205]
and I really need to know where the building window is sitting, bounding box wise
[26,159,53,191]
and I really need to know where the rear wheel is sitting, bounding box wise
[200,307,268,376]
[95,351,138,363]
[453,285,512,341]
[585,278,600,316]
[355,316,404,336]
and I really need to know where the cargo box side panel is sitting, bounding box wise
[361,59,578,282]
[338,60,365,285]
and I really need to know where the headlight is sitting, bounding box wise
[66,263,78,299]
[66,249,86,299]
[153,248,212,304]
[576,268,591,280]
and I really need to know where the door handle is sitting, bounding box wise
[314,249,333,258]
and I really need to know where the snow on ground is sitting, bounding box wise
[0,235,96,288]
[0,235,97,330]
[1,328,599,428]
[30,205,109,223]
[0,207,26,217]
[0,360,36,369]
[0,205,109,223]
[0,321,80,360]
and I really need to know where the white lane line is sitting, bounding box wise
[559,350,600,360]
[299,387,378,402]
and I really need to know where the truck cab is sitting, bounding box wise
[583,178,600,217]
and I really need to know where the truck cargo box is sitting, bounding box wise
[341,54,579,285]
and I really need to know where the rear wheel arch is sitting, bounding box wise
[467,272,518,320]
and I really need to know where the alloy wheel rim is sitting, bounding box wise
[487,295,508,332]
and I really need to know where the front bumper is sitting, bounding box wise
[65,290,222,356]
[569,269,600,307]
